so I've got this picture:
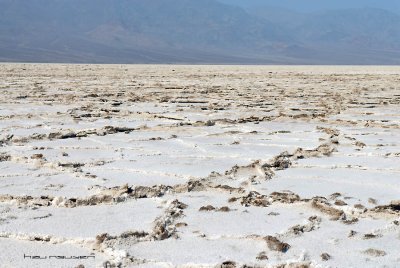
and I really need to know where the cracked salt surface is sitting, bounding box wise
[0,64,399,267]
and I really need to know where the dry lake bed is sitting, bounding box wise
[0,64,399,268]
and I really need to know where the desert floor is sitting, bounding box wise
[0,64,399,268]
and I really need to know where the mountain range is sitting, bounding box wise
[1,0,400,64]
[219,0,400,14]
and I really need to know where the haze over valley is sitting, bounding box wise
[1,0,400,64]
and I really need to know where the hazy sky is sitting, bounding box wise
[218,0,400,13]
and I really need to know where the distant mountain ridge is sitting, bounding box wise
[218,0,400,14]
[1,0,400,64]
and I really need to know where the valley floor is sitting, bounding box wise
[0,64,399,267]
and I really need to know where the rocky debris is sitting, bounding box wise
[152,221,171,240]
[342,217,359,225]
[317,127,340,136]
[49,131,77,140]
[251,140,339,177]
[274,262,312,268]
[0,185,172,208]
[175,222,188,228]
[149,137,164,141]
[0,153,11,162]
[264,236,291,253]
[225,160,274,180]
[199,205,231,212]
[174,179,207,193]
[44,184,64,191]
[269,191,301,204]
[329,192,342,199]
[187,179,208,192]
[193,120,216,127]
[0,233,57,243]
[286,216,321,236]
[93,231,149,251]
[12,133,47,143]
[99,126,136,135]
[228,197,238,203]
[93,233,110,250]
[385,152,400,158]
[371,200,400,215]
[316,143,338,156]
[32,213,52,220]
[46,126,136,141]
[95,184,132,197]
[0,134,13,146]
[362,248,387,257]
[321,253,331,261]
[214,185,245,194]
[93,184,171,204]
[233,191,270,207]
[31,235,52,242]
[58,162,85,169]
[246,175,261,186]
[354,204,367,212]
[111,101,122,107]
[348,230,357,237]
[0,194,53,207]
[63,195,114,208]
[330,137,339,145]
[131,185,171,199]
[218,206,231,212]
[100,184,171,199]
[256,251,269,260]
[334,200,347,206]
[171,138,340,199]
[293,143,337,159]
[311,197,344,220]
[363,233,381,240]
[218,261,237,268]
[152,199,187,240]
[199,205,216,212]
[30,153,44,160]
[205,120,216,127]
[235,115,271,124]
[354,141,366,148]
[264,152,292,170]
[270,130,292,135]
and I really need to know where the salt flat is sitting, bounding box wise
[0,64,399,268]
